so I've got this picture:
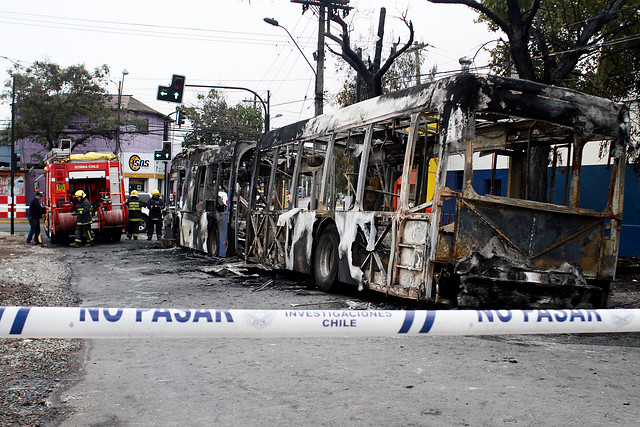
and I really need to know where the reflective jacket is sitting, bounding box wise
[126,196,143,221]
[76,198,92,225]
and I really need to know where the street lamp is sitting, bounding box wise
[264,17,323,117]
[264,18,316,76]
[115,69,129,156]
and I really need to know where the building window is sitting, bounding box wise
[129,179,146,193]
[135,119,149,134]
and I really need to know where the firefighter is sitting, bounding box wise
[147,189,164,240]
[126,190,143,240]
[70,190,93,247]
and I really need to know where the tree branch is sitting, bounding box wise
[377,17,414,79]
[427,0,511,36]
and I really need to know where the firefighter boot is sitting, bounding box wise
[70,242,79,247]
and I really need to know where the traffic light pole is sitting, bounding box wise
[185,84,270,133]
[10,75,15,235]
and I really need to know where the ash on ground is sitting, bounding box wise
[0,233,80,426]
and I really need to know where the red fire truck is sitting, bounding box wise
[43,147,128,243]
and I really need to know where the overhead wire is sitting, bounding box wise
[0,10,314,45]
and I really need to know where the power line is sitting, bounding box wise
[0,10,315,42]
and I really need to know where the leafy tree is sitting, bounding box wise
[181,89,263,147]
[427,0,637,201]
[2,60,119,151]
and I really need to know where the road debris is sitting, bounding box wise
[0,232,80,425]
[252,279,274,292]
[202,261,272,277]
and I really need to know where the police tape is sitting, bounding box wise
[1,306,640,339]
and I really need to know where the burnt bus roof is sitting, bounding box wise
[170,141,253,172]
[258,73,630,156]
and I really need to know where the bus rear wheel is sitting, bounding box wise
[207,226,219,257]
[314,224,340,292]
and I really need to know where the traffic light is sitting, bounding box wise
[154,141,172,161]
[177,110,186,128]
[157,75,185,103]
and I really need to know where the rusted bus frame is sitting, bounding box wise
[245,73,630,303]
[172,142,254,257]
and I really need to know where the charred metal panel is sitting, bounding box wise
[277,209,315,273]
[453,197,612,280]
[334,211,377,287]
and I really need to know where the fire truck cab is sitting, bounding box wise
[43,145,128,243]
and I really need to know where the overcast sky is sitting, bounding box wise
[0,0,495,131]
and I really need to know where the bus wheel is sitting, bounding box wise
[207,226,219,257]
[314,224,340,292]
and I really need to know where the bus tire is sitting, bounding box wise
[207,226,219,257]
[314,224,340,292]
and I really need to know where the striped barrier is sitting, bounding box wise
[0,195,27,219]
[1,307,640,338]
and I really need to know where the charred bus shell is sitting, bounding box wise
[245,73,630,308]
[167,142,254,257]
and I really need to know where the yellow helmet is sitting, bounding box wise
[130,190,139,197]
[75,190,86,198]
[152,189,160,196]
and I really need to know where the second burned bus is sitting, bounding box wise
[166,141,254,257]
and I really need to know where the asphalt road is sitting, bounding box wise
[55,238,640,426]
[0,220,30,236]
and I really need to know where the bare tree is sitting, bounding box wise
[325,7,415,98]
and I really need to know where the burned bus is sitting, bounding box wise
[166,142,254,257]
[245,73,630,308]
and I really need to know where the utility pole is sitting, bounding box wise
[292,0,351,117]
[411,42,427,85]
[315,5,325,116]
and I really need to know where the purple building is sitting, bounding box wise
[16,95,173,202]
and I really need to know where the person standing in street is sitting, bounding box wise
[26,191,46,245]
[147,189,164,240]
[70,190,94,247]
[126,190,143,240]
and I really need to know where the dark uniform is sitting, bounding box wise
[72,195,93,247]
[148,193,164,240]
[26,192,46,244]
[126,194,143,240]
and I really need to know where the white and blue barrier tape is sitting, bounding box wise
[1,307,639,338]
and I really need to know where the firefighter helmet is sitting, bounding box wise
[75,190,86,199]
[152,189,160,196]
[130,190,139,197]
